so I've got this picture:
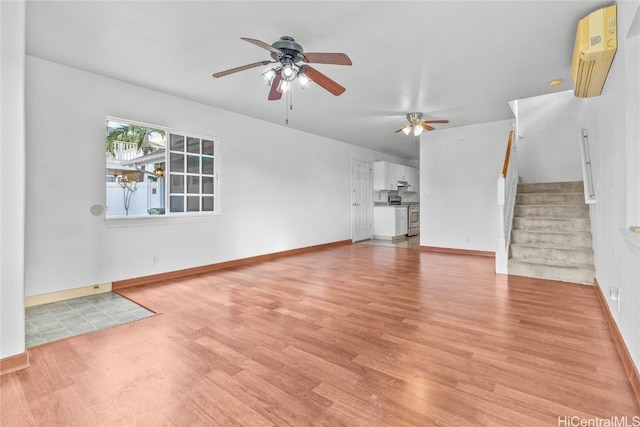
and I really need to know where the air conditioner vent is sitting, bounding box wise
[571,5,617,98]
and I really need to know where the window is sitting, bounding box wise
[105,118,219,218]
[167,133,217,213]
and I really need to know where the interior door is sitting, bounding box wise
[352,159,372,242]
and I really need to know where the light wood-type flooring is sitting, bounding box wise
[2,244,639,426]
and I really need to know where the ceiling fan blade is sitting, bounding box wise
[303,52,352,66]
[241,37,283,54]
[395,125,409,133]
[212,61,271,78]
[300,65,345,96]
[421,124,435,131]
[422,119,450,124]
[268,71,282,101]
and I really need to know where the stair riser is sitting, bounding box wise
[514,205,589,218]
[512,217,591,232]
[510,244,594,265]
[508,260,595,284]
[518,181,584,194]
[510,181,595,284]
[516,193,585,206]
[511,230,592,248]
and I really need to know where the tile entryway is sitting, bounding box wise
[25,292,154,347]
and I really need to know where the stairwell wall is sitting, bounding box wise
[419,119,512,252]
[515,90,584,183]
[582,0,640,374]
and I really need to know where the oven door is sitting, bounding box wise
[407,206,420,236]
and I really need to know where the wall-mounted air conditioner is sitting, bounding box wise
[571,4,617,98]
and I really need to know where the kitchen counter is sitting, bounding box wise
[374,202,419,207]
[373,205,408,240]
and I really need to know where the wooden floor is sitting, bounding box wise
[2,244,639,426]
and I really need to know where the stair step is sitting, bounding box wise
[518,181,584,194]
[511,230,592,248]
[510,243,594,265]
[508,259,595,284]
[512,217,591,232]
[514,204,589,218]
[516,192,585,206]
[509,181,594,284]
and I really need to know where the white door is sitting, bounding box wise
[352,159,372,242]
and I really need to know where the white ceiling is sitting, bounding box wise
[25,0,610,159]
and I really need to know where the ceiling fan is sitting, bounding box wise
[212,36,352,101]
[395,112,449,136]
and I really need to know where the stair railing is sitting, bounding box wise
[496,130,518,274]
[580,129,597,203]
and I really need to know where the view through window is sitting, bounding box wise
[105,118,219,217]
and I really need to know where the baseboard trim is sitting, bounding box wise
[26,283,112,307]
[594,279,640,406]
[419,246,495,258]
[0,351,29,376]
[113,239,352,290]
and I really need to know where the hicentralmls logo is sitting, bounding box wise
[558,416,640,427]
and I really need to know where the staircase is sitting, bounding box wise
[508,181,595,284]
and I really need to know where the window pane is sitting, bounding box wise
[170,174,184,193]
[187,136,200,154]
[202,196,214,211]
[202,176,214,194]
[202,139,214,156]
[187,196,200,212]
[202,157,214,175]
[187,155,199,173]
[170,134,184,151]
[105,119,167,218]
[170,153,184,172]
[170,196,184,212]
[187,176,200,194]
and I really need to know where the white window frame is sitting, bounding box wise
[166,130,220,216]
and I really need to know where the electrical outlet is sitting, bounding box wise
[152,255,158,265]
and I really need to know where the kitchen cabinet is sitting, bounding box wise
[373,161,418,191]
[373,161,398,191]
[407,167,419,192]
[373,206,408,239]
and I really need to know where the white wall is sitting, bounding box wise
[24,56,405,297]
[419,119,513,252]
[516,90,584,183]
[582,0,640,373]
[0,0,27,359]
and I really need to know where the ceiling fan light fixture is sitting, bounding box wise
[278,79,291,93]
[402,127,411,135]
[413,125,424,136]
[261,68,276,85]
[298,73,310,88]
[281,63,298,82]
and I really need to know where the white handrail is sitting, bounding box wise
[496,131,518,274]
[580,129,597,204]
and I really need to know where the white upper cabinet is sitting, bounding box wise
[373,161,418,191]
[373,161,397,191]
[407,167,419,192]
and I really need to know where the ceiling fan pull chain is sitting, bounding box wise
[285,91,290,125]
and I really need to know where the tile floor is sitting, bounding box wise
[25,292,155,347]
